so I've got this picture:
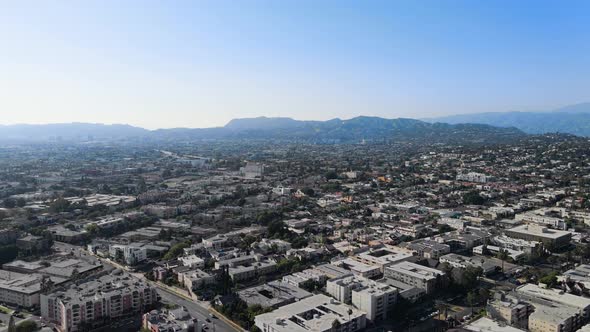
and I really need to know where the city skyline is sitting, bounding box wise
[1,0,589,129]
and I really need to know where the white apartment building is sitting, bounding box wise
[109,244,147,265]
[326,275,397,321]
[384,261,446,294]
[179,255,205,269]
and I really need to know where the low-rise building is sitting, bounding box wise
[177,269,215,290]
[351,246,414,273]
[228,259,277,282]
[439,253,496,275]
[179,255,205,269]
[505,224,571,249]
[333,258,381,279]
[143,307,199,332]
[384,261,446,294]
[255,294,367,332]
[238,280,312,308]
[404,239,451,259]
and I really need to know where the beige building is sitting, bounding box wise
[326,275,397,321]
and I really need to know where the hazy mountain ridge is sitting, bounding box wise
[428,102,590,136]
[0,116,524,144]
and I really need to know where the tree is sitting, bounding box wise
[16,320,38,332]
[7,315,15,332]
[325,171,338,180]
[16,198,26,208]
[49,198,70,213]
[163,242,191,260]
[539,271,558,287]
[3,199,16,209]
[85,224,99,235]
[435,301,450,320]
[463,191,485,205]
[497,249,509,273]
[331,319,341,331]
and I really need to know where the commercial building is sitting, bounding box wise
[143,307,199,332]
[238,280,312,308]
[505,224,571,249]
[384,261,446,294]
[3,257,101,279]
[41,271,159,332]
[0,270,66,307]
[439,253,496,275]
[255,294,367,332]
[326,275,397,321]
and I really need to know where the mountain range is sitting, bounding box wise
[426,102,590,136]
[0,117,524,144]
[3,102,589,144]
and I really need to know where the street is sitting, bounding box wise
[156,286,238,332]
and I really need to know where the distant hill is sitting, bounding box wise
[427,102,590,136]
[0,123,149,142]
[0,116,525,144]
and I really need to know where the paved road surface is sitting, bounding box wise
[156,286,238,332]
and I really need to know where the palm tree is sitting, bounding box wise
[346,308,353,331]
[497,249,509,273]
[467,292,476,316]
[435,301,450,321]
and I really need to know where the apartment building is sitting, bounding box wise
[404,239,451,259]
[177,269,215,290]
[326,275,397,321]
[384,261,446,294]
[351,246,414,273]
[41,271,159,332]
[487,294,533,329]
[515,284,590,332]
[228,259,277,282]
[109,244,147,265]
[333,258,381,279]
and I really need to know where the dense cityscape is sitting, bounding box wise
[2,1,589,332]
[0,132,589,332]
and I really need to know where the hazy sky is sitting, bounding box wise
[1,1,589,129]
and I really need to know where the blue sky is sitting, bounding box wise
[1,0,588,129]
